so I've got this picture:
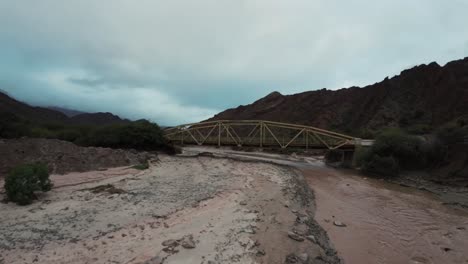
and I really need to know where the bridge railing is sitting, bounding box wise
[164,120,359,150]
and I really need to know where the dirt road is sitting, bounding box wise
[0,153,340,264]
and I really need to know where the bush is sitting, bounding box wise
[84,120,166,150]
[405,124,432,135]
[436,122,468,145]
[4,163,52,205]
[360,129,426,176]
[132,161,149,170]
[362,154,400,176]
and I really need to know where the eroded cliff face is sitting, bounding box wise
[210,57,468,135]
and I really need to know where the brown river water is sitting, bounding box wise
[303,167,468,264]
[184,147,468,263]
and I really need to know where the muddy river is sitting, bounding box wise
[179,147,468,263]
[304,166,468,264]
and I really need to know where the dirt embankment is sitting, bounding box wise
[0,138,155,177]
[0,154,340,264]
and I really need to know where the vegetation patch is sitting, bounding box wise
[85,184,126,195]
[132,161,149,170]
[4,163,52,205]
[0,115,175,153]
[356,129,426,177]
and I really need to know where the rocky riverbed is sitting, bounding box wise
[0,153,340,264]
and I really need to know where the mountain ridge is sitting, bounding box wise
[209,57,468,135]
[0,91,130,126]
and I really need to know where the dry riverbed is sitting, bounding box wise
[0,154,340,264]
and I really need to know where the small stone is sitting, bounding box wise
[240,201,247,206]
[285,254,299,263]
[162,247,179,253]
[306,235,317,243]
[298,253,309,262]
[333,221,346,227]
[180,235,196,249]
[287,232,304,242]
[256,249,266,256]
[144,256,163,264]
[441,247,452,252]
[243,228,256,234]
[296,216,308,223]
[161,239,178,247]
[284,201,290,208]
[291,209,298,214]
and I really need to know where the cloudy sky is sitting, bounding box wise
[1,1,467,125]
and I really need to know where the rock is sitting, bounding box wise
[240,201,248,206]
[162,247,179,253]
[161,239,178,247]
[296,216,308,223]
[180,235,196,249]
[306,235,317,243]
[242,228,256,234]
[143,256,163,264]
[298,253,309,262]
[284,201,290,208]
[256,249,266,256]
[287,232,304,242]
[333,221,346,227]
[285,254,300,263]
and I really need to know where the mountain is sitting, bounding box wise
[209,57,468,135]
[0,91,68,123]
[0,91,130,126]
[47,106,86,117]
[70,112,130,126]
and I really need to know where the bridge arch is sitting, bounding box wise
[164,120,361,150]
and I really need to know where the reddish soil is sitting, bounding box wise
[0,138,155,177]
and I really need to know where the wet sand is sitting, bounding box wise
[303,167,468,264]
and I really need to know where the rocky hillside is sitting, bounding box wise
[0,91,130,126]
[210,57,468,135]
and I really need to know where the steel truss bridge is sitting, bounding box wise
[164,120,367,150]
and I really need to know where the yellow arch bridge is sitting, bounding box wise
[164,120,371,150]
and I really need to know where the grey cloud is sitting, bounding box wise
[0,0,467,125]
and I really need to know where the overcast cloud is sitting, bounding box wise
[1,0,467,125]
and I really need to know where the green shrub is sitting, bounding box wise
[360,129,426,176]
[84,120,166,150]
[132,162,149,170]
[4,163,52,205]
[405,124,432,135]
[436,122,468,145]
[352,146,370,168]
[362,154,400,176]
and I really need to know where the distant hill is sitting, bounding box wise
[209,57,468,136]
[0,91,130,126]
[0,91,68,123]
[47,106,86,117]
